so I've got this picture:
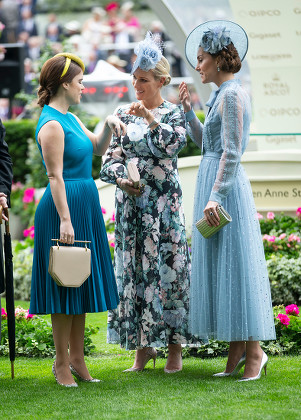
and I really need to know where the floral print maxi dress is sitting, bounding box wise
[100,100,193,350]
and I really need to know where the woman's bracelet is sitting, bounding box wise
[148,119,159,129]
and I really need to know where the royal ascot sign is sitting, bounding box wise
[229,0,301,151]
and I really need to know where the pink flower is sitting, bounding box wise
[11,181,24,192]
[23,225,34,239]
[279,233,286,240]
[23,228,30,237]
[277,313,290,327]
[23,187,35,203]
[26,310,34,319]
[267,212,275,220]
[262,234,270,241]
[111,212,115,222]
[257,212,263,219]
[102,208,107,214]
[1,307,7,318]
[288,234,300,243]
[110,242,115,248]
[285,304,299,316]
[296,207,301,218]
[268,236,276,242]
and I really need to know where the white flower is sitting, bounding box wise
[127,121,147,142]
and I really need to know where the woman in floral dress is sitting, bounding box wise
[100,32,193,373]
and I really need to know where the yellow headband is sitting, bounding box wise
[54,53,85,78]
[61,57,71,78]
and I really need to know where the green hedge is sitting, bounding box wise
[3,120,36,184]
[267,255,301,306]
[179,110,205,159]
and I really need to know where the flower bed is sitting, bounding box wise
[258,209,301,259]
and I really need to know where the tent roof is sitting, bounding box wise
[83,60,132,82]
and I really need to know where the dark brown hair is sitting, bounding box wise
[37,56,82,107]
[212,43,241,74]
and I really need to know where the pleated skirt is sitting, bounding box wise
[189,155,276,341]
[29,178,119,315]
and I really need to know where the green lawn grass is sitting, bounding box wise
[0,300,300,419]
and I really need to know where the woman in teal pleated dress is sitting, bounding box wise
[179,21,276,381]
[29,53,125,387]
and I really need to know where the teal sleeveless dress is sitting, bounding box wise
[29,105,119,315]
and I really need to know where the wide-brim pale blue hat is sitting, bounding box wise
[185,20,248,68]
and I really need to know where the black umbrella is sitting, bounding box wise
[1,207,15,379]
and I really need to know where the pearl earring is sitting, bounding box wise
[217,66,220,72]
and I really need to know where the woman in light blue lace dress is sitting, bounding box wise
[180,21,275,381]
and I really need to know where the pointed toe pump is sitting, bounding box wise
[213,353,246,377]
[238,351,268,382]
[70,364,101,383]
[52,362,78,388]
[123,348,157,372]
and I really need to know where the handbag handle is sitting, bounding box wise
[51,239,91,249]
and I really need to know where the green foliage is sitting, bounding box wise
[263,234,301,260]
[179,110,204,159]
[267,256,301,306]
[12,239,34,301]
[104,211,116,260]
[259,212,301,235]
[3,120,36,183]
[0,307,98,357]
[25,138,49,188]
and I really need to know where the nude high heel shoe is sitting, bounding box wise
[123,348,157,372]
[238,351,268,382]
[213,353,246,377]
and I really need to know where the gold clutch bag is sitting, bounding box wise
[195,205,232,239]
[127,161,140,189]
[48,239,91,288]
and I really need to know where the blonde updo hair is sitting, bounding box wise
[151,56,171,86]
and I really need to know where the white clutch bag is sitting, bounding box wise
[48,239,91,288]
[127,161,140,189]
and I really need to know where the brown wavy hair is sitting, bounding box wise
[37,56,83,108]
[212,43,241,74]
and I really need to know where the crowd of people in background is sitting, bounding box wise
[0,0,187,119]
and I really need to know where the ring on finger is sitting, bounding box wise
[209,212,214,217]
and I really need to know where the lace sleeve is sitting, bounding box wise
[209,89,244,203]
[185,109,203,149]
[146,106,187,159]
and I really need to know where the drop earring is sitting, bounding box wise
[217,66,220,72]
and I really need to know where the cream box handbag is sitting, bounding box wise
[195,205,232,239]
[127,161,140,189]
[48,239,91,287]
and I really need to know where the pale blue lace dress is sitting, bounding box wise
[186,79,276,341]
